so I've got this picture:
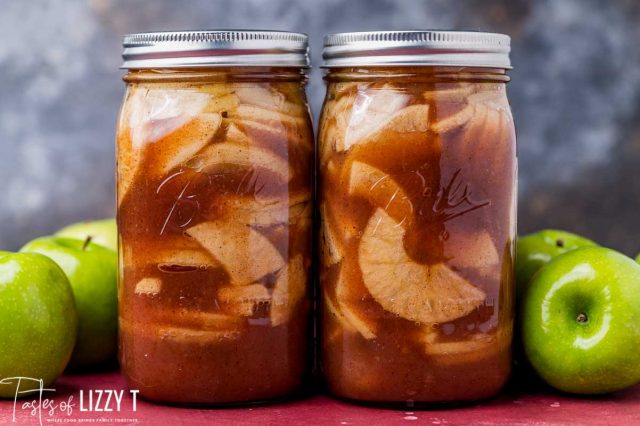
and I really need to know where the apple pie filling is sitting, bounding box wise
[117,69,313,404]
[319,69,517,404]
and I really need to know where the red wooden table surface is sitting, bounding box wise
[1,371,638,425]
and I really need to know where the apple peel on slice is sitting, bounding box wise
[359,208,486,324]
[186,221,284,285]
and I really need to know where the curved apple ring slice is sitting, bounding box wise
[323,289,376,341]
[348,161,413,225]
[197,142,292,182]
[359,208,486,324]
[334,264,377,339]
[186,221,284,286]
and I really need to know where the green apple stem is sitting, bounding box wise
[576,312,588,324]
[82,236,93,251]
[556,239,565,248]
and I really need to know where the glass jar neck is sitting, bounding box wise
[324,66,509,84]
[124,67,308,84]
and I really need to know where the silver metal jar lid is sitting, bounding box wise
[121,30,310,69]
[322,31,511,69]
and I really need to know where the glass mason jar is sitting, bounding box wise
[318,31,517,405]
[116,31,313,405]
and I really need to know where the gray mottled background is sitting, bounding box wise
[1,0,639,254]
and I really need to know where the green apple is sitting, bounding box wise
[516,230,597,300]
[521,246,640,394]
[21,237,118,370]
[636,253,640,263]
[56,219,117,252]
[0,252,77,398]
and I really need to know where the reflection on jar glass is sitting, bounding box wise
[319,31,517,405]
[116,31,313,405]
